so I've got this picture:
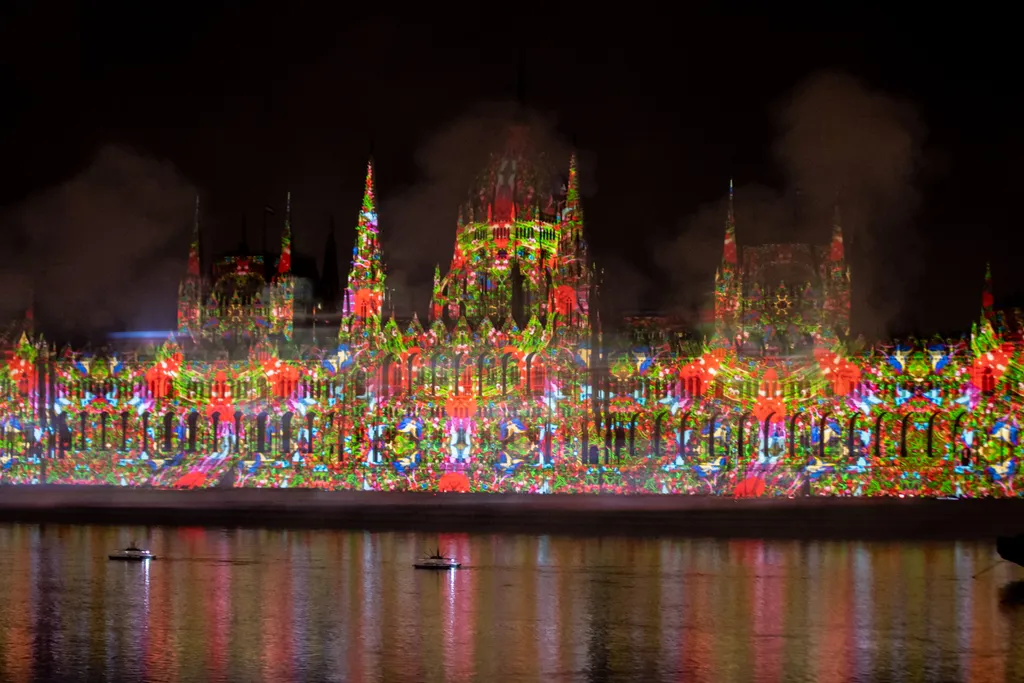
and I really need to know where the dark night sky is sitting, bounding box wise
[0,6,1019,342]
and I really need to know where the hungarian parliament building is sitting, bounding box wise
[0,127,1019,496]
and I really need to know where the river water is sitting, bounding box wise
[0,525,1021,683]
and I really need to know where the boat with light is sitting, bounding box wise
[414,549,460,570]
[109,543,156,561]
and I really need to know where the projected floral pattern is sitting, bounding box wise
[0,150,1019,498]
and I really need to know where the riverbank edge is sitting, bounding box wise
[0,487,1021,539]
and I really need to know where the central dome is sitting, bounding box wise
[469,125,564,223]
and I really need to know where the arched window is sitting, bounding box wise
[282,412,293,453]
[256,412,268,452]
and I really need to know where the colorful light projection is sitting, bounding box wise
[0,140,1020,497]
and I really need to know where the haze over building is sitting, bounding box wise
[0,126,1017,498]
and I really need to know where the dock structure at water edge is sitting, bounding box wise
[0,486,1021,540]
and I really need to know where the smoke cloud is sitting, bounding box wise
[1,145,196,337]
[662,71,926,338]
[774,72,924,240]
[380,101,587,317]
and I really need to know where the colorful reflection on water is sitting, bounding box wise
[0,525,1021,682]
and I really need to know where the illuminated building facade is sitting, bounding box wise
[0,128,1019,496]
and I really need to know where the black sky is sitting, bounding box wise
[0,6,1019,341]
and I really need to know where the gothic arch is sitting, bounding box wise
[873,412,893,460]
[846,413,860,462]
[141,411,150,454]
[256,411,268,452]
[707,411,721,462]
[788,411,807,460]
[679,412,691,459]
[120,411,129,451]
[476,352,493,397]
[736,411,756,464]
[899,413,914,459]
[211,411,221,451]
[234,411,243,453]
[524,352,538,394]
[336,412,345,463]
[405,350,421,394]
[451,351,473,396]
[58,412,70,457]
[818,410,833,460]
[282,412,294,453]
[762,412,778,461]
[452,352,464,395]
[926,411,943,460]
[187,410,199,452]
[581,415,590,463]
[304,411,316,452]
[950,411,971,465]
[429,353,441,394]
[162,411,173,452]
[500,351,519,396]
[628,413,638,458]
[653,412,665,458]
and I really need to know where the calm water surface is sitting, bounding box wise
[0,524,1021,682]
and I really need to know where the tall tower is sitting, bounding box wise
[982,261,995,321]
[342,160,386,326]
[550,152,591,328]
[979,261,1012,334]
[712,181,741,341]
[177,196,203,337]
[430,264,443,322]
[822,205,851,340]
[269,192,295,339]
[433,126,569,325]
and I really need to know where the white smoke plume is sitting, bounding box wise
[662,71,927,338]
[1,145,197,337]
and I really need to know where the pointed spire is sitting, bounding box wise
[361,159,377,228]
[829,203,845,262]
[345,160,385,320]
[982,261,994,315]
[278,192,292,275]
[430,264,442,322]
[728,178,735,226]
[187,195,201,276]
[722,180,737,265]
[565,152,582,226]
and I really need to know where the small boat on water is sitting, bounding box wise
[109,542,156,562]
[414,548,460,570]
[996,534,1024,568]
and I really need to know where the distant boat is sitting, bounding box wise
[414,548,460,570]
[996,534,1024,569]
[109,542,156,562]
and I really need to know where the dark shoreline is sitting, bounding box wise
[0,486,1021,539]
